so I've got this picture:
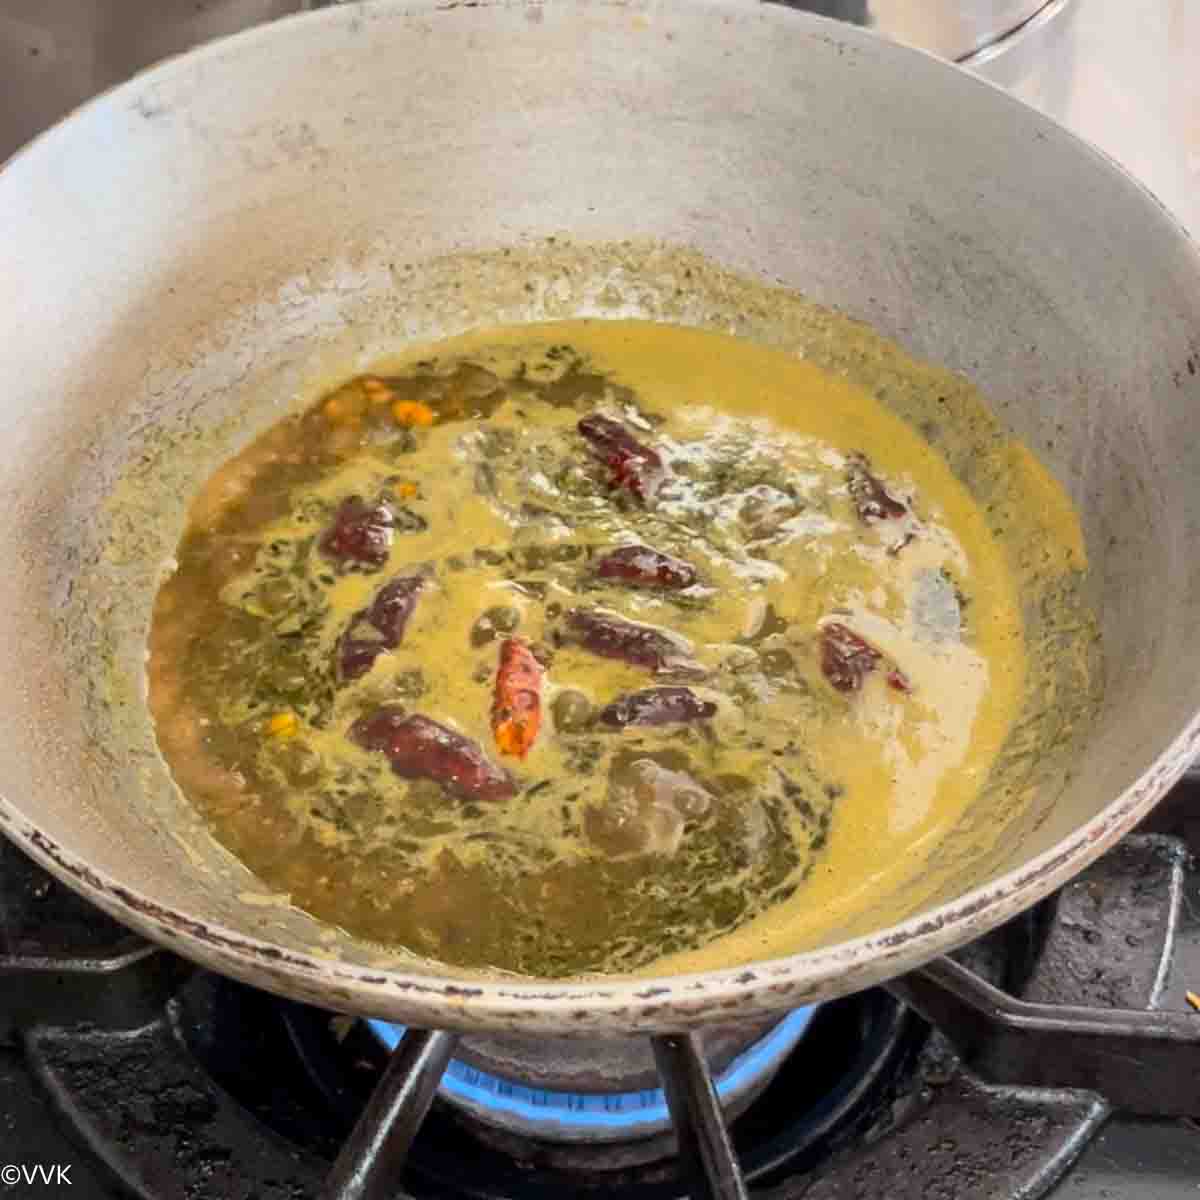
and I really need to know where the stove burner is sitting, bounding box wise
[2,830,1196,1199]
[365,1008,817,1143]
[274,985,923,1194]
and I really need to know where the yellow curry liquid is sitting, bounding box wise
[148,320,1035,978]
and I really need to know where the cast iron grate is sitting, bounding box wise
[0,833,1196,1199]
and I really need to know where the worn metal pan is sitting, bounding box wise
[1,0,1198,1035]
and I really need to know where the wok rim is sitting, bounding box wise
[1,0,1198,1031]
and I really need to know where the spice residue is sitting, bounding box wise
[144,319,1061,977]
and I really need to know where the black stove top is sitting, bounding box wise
[1,0,1198,1194]
[4,784,1200,1199]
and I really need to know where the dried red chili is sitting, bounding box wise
[351,707,516,802]
[319,496,396,570]
[820,622,911,694]
[336,574,425,682]
[578,414,667,503]
[564,608,700,676]
[598,686,717,728]
[491,638,543,759]
[594,544,697,590]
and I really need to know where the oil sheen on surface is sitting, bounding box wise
[147,319,1062,978]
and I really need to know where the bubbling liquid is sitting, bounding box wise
[147,319,1042,977]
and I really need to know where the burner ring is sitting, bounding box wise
[280,986,925,1195]
[366,1008,817,1143]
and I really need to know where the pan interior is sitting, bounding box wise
[0,0,1198,1023]
[135,286,1091,978]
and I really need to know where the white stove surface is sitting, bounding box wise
[971,0,1199,238]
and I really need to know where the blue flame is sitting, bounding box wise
[367,1006,815,1138]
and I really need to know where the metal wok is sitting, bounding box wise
[1,0,1199,1036]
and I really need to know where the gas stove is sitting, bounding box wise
[3,0,1200,1197]
[5,787,1200,1199]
